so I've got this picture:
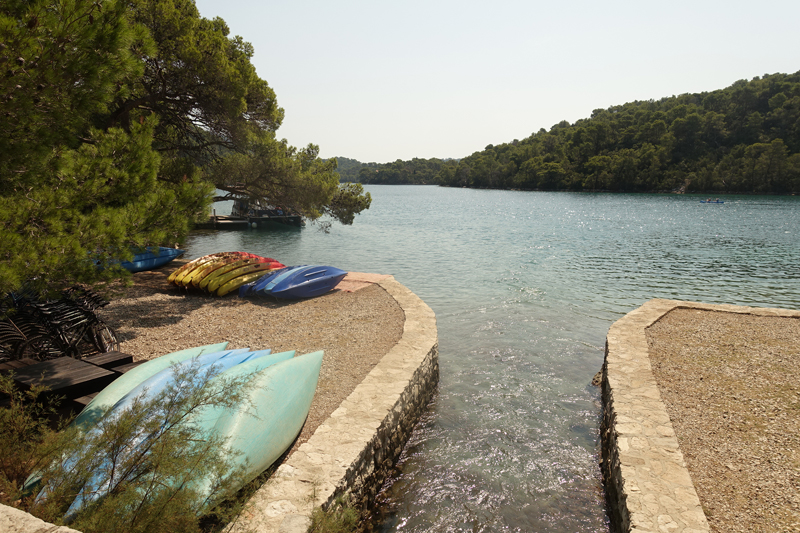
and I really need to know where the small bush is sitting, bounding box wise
[6,359,260,533]
[309,495,361,533]
[0,373,63,505]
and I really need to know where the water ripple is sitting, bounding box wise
[187,188,800,532]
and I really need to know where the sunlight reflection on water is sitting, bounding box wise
[186,187,800,532]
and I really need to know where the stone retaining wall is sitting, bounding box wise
[230,275,438,532]
[0,276,439,533]
[601,298,797,533]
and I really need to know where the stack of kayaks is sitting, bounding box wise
[167,252,285,296]
[29,343,324,519]
[239,265,348,299]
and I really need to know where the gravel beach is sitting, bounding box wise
[97,262,405,455]
[646,309,800,533]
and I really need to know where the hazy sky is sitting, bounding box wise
[195,0,799,163]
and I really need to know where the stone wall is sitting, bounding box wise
[597,297,800,532]
[601,299,710,533]
[229,276,438,532]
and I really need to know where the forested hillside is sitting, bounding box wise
[333,157,446,184]
[436,72,800,194]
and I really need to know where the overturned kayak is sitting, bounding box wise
[70,342,230,431]
[61,348,302,520]
[241,265,346,299]
[191,350,324,507]
[168,251,285,295]
[120,247,186,273]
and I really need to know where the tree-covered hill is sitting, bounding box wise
[332,157,447,185]
[436,72,800,194]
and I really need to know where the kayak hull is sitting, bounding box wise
[270,266,347,299]
[193,350,324,505]
[121,247,185,273]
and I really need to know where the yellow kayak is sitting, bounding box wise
[215,269,275,296]
[190,255,250,288]
[168,255,213,284]
[199,258,261,291]
[173,254,227,286]
[182,255,242,287]
[209,263,277,294]
[176,253,247,287]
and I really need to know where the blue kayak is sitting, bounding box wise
[241,265,346,299]
[121,247,186,272]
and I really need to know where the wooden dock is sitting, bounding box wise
[193,214,304,230]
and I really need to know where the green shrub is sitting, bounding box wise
[309,495,361,533]
[0,373,63,506]
[6,359,260,533]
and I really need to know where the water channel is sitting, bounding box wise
[187,186,800,532]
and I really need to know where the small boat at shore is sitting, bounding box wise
[168,252,285,295]
[70,342,230,430]
[60,347,307,519]
[240,265,347,299]
[191,350,323,507]
[700,199,724,204]
[120,247,185,273]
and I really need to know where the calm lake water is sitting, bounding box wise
[187,186,800,532]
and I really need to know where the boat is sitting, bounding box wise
[206,262,281,294]
[239,266,295,297]
[230,198,305,227]
[215,269,276,297]
[189,350,323,507]
[167,252,285,293]
[21,342,233,494]
[120,247,185,273]
[169,252,255,285]
[60,348,301,519]
[70,342,230,431]
[258,265,347,299]
[168,253,232,284]
[700,199,724,204]
[180,253,261,287]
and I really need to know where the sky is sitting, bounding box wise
[195,0,800,164]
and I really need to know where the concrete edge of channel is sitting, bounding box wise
[0,276,439,533]
[601,297,800,533]
[229,275,439,532]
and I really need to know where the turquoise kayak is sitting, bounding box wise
[62,349,298,520]
[72,342,230,430]
[193,350,324,507]
[24,343,231,494]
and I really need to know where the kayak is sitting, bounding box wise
[268,265,347,299]
[61,348,299,519]
[191,350,324,507]
[117,247,185,273]
[70,342,230,431]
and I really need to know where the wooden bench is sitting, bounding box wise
[0,358,38,372]
[11,357,118,400]
[72,392,99,408]
[83,351,134,369]
[110,361,145,374]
